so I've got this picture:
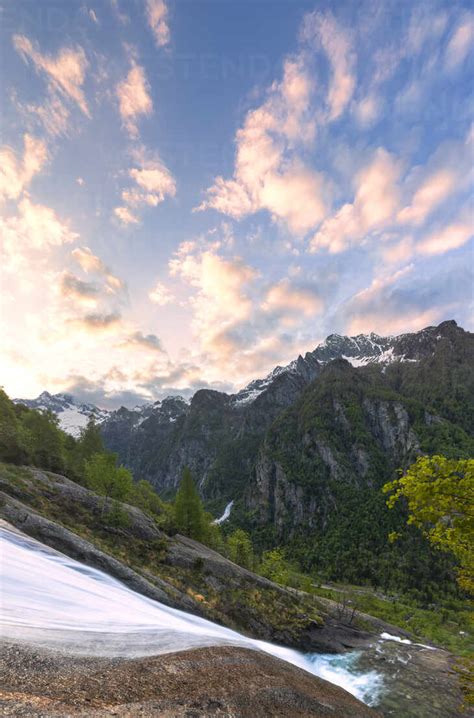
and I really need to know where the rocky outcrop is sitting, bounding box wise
[0,643,380,717]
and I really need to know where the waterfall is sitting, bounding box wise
[0,524,383,706]
[213,500,234,525]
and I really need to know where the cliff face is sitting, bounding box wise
[249,364,424,537]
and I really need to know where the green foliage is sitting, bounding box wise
[68,418,105,479]
[84,453,133,516]
[259,548,291,584]
[227,528,254,569]
[106,499,131,528]
[384,455,474,593]
[131,479,165,514]
[174,467,206,541]
[0,390,27,464]
[18,408,65,473]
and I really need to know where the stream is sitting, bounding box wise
[1,524,382,707]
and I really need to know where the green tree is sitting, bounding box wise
[84,453,133,515]
[78,417,104,459]
[174,467,205,540]
[131,479,165,515]
[259,548,292,585]
[384,455,474,593]
[0,389,25,463]
[227,529,254,570]
[69,418,105,481]
[19,410,65,472]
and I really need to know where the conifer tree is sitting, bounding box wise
[174,467,205,540]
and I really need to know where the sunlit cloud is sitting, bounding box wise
[114,205,139,224]
[311,148,401,253]
[13,35,90,116]
[197,57,326,233]
[263,279,323,318]
[398,169,458,225]
[1,197,78,271]
[445,13,474,70]
[417,222,473,256]
[149,281,174,305]
[116,60,153,138]
[0,135,48,203]
[120,331,164,352]
[71,311,122,332]
[71,247,125,293]
[146,0,170,48]
[59,272,99,307]
[303,10,355,121]
[114,146,176,223]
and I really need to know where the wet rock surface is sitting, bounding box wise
[0,643,380,718]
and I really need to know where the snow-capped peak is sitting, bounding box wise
[14,392,110,438]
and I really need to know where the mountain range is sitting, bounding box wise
[16,320,457,440]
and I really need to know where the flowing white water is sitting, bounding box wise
[213,500,234,525]
[0,524,382,706]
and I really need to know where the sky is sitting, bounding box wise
[0,0,473,408]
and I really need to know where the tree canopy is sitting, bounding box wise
[384,455,474,593]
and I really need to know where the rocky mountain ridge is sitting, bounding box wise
[16,321,461,462]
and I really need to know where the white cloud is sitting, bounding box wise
[114,206,139,224]
[303,11,355,121]
[445,14,474,70]
[397,169,457,225]
[417,222,473,256]
[197,55,326,234]
[0,135,48,203]
[13,35,90,116]
[116,61,153,138]
[71,246,124,292]
[311,148,401,253]
[146,0,170,47]
[263,279,323,318]
[1,197,78,271]
[149,281,174,305]
[114,147,176,224]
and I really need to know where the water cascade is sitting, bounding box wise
[1,524,382,706]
